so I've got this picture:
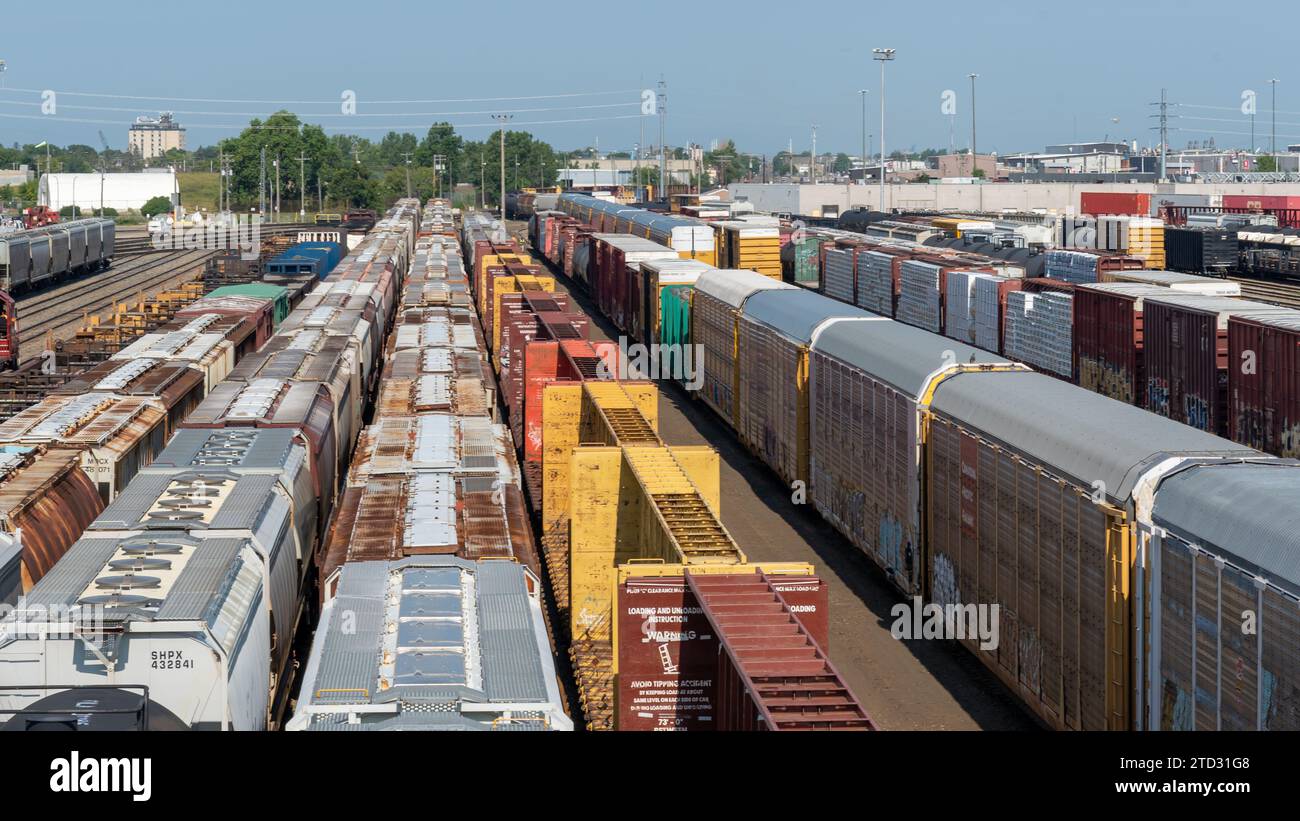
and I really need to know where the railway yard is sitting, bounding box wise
[0,188,1299,739]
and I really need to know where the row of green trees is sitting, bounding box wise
[212,112,561,211]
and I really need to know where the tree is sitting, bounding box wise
[972,168,986,178]
[703,140,748,185]
[834,153,851,174]
[141,196,172,217]
[58,205,83,217]
[1256,155,1278,172]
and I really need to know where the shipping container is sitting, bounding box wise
[809,319,1015,594]
[1145,460,1300,730]
[1144,294,1294,434]
[264,241,344,280]
[1228,310,1300,455]
[1073,283,1169,405]
[1081,191,1152,217]
[0,446,104,605]
[927,369,1256,730]
[1223,194,1300,212]
[692,269,796,426]
[736,289,873,487]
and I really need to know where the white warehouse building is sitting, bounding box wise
[38,170,176,212]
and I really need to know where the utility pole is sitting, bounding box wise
[859,90,869,185]
[433,154,446,199]
[657,77,667,202]
[969,73,979,177]
[1269,78,1279,161]
[873,48,896,212]
[401,151,413,199]
[298,152,309,217]
[491,114,512,221]
[259,146,266,217]
[274,154,281,223]
[480,159,486,209]
[810,124,819,184]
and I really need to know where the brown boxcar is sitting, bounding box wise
[1143,294,1293,435]
[926,368,1257,730]
[736,288,872,487]
[1073,283,1168,405]
[1147,460,1300,730]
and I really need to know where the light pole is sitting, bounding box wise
[968,73,978,177]
[1269,78,1279,161]
[491,114,512,221]
[859,89,869,185]
[873,48,895,212]
[480,160,486,209]
[810,124,819,184]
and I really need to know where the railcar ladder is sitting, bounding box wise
[686,570,876,731]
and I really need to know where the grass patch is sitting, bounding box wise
[178,172,220,212]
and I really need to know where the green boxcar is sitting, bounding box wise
[660,284,693,382]
[207,283,291,328]
[792,237,823,283]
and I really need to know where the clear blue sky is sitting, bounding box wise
[2,0,1296,157]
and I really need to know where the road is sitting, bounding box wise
[508,220,1037,730]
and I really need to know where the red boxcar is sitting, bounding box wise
[1144,294,1293,434]
[1228,311,1300,456]
[1073,283,1168,405]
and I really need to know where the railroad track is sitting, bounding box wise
[114,222,320,256]
[16,250,216,348]
[1226,274,1300,309]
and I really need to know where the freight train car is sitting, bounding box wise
[289,199,570,731]
[0,199,425,730]
[0,218,116,292]
[510,210,873,731]
[564,210,1299,732]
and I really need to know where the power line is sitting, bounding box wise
[0,111,647,130]
[0,97,640,118]
[0,86,641,105]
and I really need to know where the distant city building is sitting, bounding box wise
[1045,141,1131,156]
[129,112,186,160]
[0,165,34,187]
[937,153,997,178]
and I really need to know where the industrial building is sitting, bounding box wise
[38,169,176,212]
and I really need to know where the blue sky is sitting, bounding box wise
[2,0,1297,156]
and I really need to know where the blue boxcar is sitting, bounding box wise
[264,241,343,279]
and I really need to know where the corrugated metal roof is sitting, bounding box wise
[150,428,298,470]
[694,268,794,308]
[289,556,570,731]
[931,370,1259,502]
[1152,460,1300,595]
[743,288,873,343]
[813,318,1009,397]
